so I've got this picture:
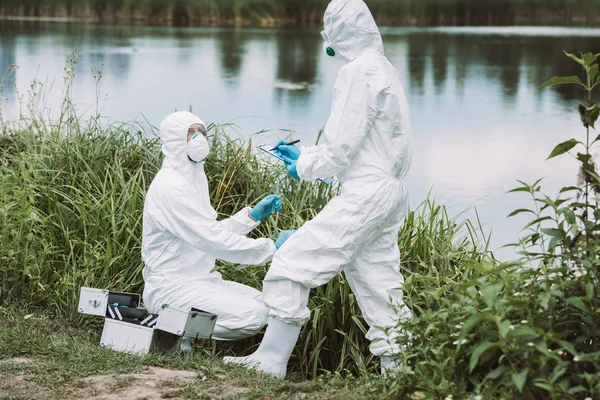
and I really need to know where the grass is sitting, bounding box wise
[0,117,487,380]
[1,0,600,26]
[0,306,363,400]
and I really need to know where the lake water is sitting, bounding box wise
[2,22,600,260]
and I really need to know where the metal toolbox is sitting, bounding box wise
[78,287,218,355]
[155,305,217,339]
[100,319,155,354]
[77,287,142,318]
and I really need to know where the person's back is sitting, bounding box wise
[294,0,412,192]
[142,166,218,310]
[340,52,412,187]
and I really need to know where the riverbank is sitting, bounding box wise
[2,0,600,28]
[2,13,600,27]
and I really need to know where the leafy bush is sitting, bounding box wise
[367,51,600,400]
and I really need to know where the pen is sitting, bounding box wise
[270,140,300,151]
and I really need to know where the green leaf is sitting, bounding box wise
[564,51,586,66]
[509,326,539,340]
[524,216,552,230]
[469,341,501,373]
[590,63,599,82]
[512,369,528,394]
[534,382,554,392]
[577,153,592,164]
[582,52,600,67]
[507,187,531,194]
[563,209,576,224]
[568,386,587,394]
[481,282,503,308]
[559,185,580,193]
[462,314,485,334]
[566,297,587,312]
[466,286,478,299]
[498,320,511,339]
[507,208,535,217]
[482,365,506,384]
[542,228,563,239]
[538,291,551,310]
[586,282,594,301]
[534,341,555,358]
[547,139,580,159]
[580,103,600,129]
[539,75,585,90]
[558,340,577,356]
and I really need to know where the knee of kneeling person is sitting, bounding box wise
[241,301,268,331]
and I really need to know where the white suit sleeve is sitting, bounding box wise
[296,65,372,181]
[152,189,276,265]
[217,207,260,235]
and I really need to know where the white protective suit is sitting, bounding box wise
[141,111,277,340]
[263,0,413,356]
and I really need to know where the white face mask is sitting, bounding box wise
[187,132,210,163]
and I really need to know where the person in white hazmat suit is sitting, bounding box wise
[224,0,412,377]
[141,111,296,348]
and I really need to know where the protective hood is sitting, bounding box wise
[159,111,205,174]
[323,0,384,62]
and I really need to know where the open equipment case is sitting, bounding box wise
[78,287,218,354]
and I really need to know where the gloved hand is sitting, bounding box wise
[278,155,300,180]
[250,194,282,221]
[286,161,300,180]
[273,140,301,162]
[274,230,297,249]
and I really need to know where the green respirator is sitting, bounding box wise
[321,30,336,57]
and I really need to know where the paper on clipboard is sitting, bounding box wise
[256,145,333,185]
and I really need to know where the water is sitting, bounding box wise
[2,22,600,260]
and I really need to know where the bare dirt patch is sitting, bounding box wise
[0,371,48,399]
[83,367,198,400]
[0,360,251,400]
[10,357,33,364]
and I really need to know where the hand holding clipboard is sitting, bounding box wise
[256,142,333,185]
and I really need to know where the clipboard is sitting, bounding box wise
[256,145,334,185]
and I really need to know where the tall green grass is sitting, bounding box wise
[0,60,487,378]
[1,0,599,26]
[0,118,487,377]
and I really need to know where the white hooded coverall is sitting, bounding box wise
[263,0,413,356]
[141,111,277,340]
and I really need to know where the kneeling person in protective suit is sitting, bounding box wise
[141,111,296,349]
[225,0,412,376]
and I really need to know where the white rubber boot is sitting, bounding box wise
[380,355,402,375]
[223,317,301,378]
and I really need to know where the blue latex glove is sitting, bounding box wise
[273,140,301,162]
[250,194,282,221]
[274,230,297,249]
[278,154,300,180]
[286,161,300,180]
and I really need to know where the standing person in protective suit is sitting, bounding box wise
[224,0,412,377]
[141,111,295,349]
